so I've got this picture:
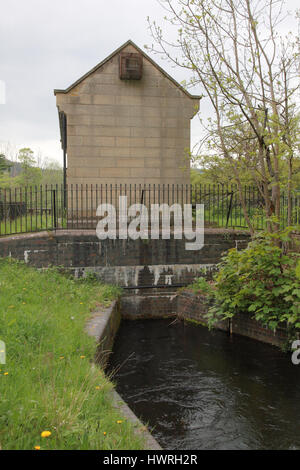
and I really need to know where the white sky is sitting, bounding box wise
[0,0,298,166]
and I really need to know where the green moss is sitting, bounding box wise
[182,317,209,328]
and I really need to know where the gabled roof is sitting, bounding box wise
[54,39,201,100]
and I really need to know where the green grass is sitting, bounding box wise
[0,214,67,236]
[198,206,299,230]
[0,259,145,450]
[1,203,298,236]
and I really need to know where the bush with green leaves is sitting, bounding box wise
[188,275,214,297]
[206,229,300,332]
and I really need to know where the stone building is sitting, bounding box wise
[54,40,201,191]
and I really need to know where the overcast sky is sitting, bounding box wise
[0,0,298,166]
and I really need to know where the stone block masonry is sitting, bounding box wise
[0,229,250,288]
[55,40,200,188]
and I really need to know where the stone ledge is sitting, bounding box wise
[0,228,250,242]
[0,230,251,271]
[86,300,162,450]
[111,390,161,451]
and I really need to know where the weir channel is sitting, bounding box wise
[1,230,299,450]
[107,318,300,450]
[0,229,249,318]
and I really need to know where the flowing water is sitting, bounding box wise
[107,319,300,450]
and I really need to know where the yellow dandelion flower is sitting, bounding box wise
[117,420,123,424]
[23,302,26,305]
[95,386,100,390]
[103,432,107,436]
[59,356,64,360]
[80,355,86,359]
[4,372,8,376]
[41,431,51,438]
[34,446,41,450]
[80,302,83,305]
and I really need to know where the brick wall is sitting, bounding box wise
[177,291,290,348]
[177,290,229,332]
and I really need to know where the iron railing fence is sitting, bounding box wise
[0,184,299,236]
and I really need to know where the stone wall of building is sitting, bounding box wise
[55,42,199,188]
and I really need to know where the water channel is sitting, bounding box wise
[107,319,300,450]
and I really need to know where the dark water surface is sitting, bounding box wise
[107,319,300,450]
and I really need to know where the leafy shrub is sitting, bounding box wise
[189,276,214,296]
[206,229,300,332]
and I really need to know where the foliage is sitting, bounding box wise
[0,147,62,189]
[189,276,214,296]
[0,258,144,450]
[206,229,300,332]
[149,0,300,235]
[40,161,63,186]
[0,173,14,188]
[0,154,11,175]
[17,148,42,187]
[191,153,300,190]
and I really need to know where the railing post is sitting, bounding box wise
[52,189,57,230]
[226,191,234,228]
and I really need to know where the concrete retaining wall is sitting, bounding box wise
[86,300,121,368]
[86,300,161,450]
[0,229,250,288]
[121,288,178,319]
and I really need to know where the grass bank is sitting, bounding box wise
[0,258,144,450]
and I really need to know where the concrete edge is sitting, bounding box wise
[0,228,251,243]
[111,390,162,451]
[86,300,162,451]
